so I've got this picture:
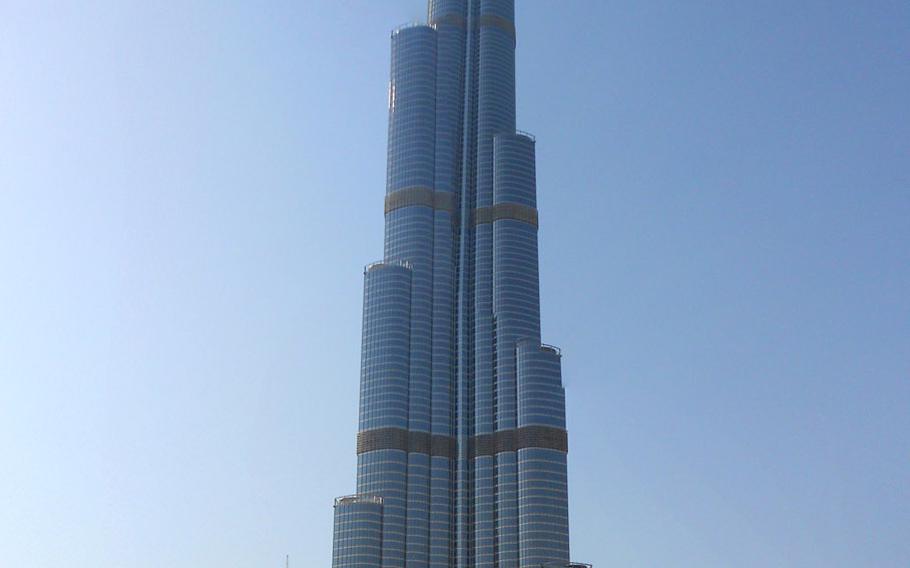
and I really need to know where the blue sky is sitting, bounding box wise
[1,1,908,567]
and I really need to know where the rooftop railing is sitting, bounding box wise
[515,129,537,142]
[392,21,431,34]
[540,343,562,356]
[365,259,412,273]
[334,494,383,506]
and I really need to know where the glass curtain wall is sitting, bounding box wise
[332,3,577,568]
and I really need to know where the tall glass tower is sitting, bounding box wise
[332,2,587,567]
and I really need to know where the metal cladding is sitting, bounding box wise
[332,2,585,568]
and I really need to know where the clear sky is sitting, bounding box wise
[1,1,908,567]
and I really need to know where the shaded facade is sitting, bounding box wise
[332,2,585,567]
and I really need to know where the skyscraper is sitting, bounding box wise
[332,2,587,567]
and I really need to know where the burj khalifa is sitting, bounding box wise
[331,2,588,567]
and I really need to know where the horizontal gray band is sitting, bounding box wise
[474,202,538,227]
[469,426,567,458]
[429,14,466,29]
[479,14,516,41]
[385,187,456,214]
[429,14,515,44]
[357,425,566,458]
[515,425,569,454]
[357,428,456,458]
[357,428,408,454]
[431,434,456,458]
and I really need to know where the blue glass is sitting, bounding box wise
[333,2,580,567]
[429,3,466,567]
[333,496,383,568]
[357,263,412,568]
[518,343,570,565]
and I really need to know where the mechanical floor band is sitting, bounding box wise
[384,186,456,214]
[478,14,517,44]
[356,425,566,458]
[429,14,516,46]
[429,14,465,29]
[474,202,539,227]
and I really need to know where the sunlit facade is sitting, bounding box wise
[332,2,586,567]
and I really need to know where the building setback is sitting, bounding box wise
[332,2,587,567]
